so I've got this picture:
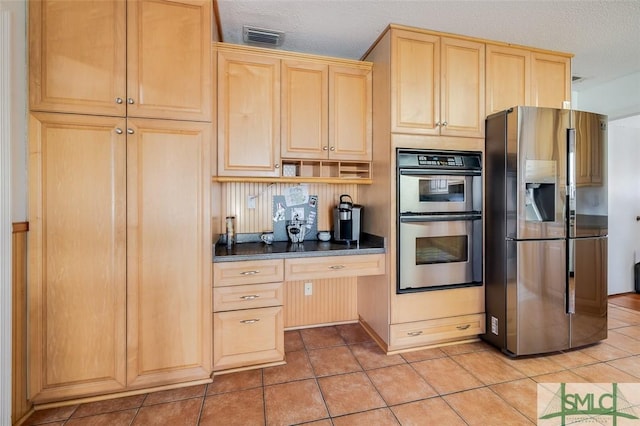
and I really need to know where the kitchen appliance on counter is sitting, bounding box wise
[484,106,608,356]
[333,194,362,243]
[396,149,483,293]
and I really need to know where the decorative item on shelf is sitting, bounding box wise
[286,214,307,243]
[282,164,298,177]
[225,216,235,248]
[317,230,331,242]
[260,231,274,245]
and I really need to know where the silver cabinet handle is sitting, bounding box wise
[240,295,259,300]
[115,128,123,134]
[115,97,123,104]
[329,265,345,270]
[407,331,423,337]
[275,164,280,169]
[435,121,440,127]
[127,128,134,135]
[240,270,259,275]
[442,121,448,127]
[329,146,335,151]
[127,98,135,105]
[323,146,329,151]
[456,324,471,330]
[240,319,260,324]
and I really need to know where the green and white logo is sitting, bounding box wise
[538,383,640,425]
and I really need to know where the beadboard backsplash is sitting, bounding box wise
[216,182,359,235]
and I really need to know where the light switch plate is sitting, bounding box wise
[304,282,312,296]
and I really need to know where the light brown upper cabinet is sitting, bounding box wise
[29,0,212,121]
[282,60,372,161]
[217,48,281,177]
[486,44,531,114]
[531,52,572,109]
[486,44,572,114]
[390,29,485,138]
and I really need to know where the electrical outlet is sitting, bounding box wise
[304,282,312,296]
[247,195,256,209]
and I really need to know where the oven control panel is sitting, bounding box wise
[397,149,481,170]
[417,155,463,167]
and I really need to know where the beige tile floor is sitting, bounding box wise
[24,302,640,425]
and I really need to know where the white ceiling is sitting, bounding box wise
[216,0,640,91]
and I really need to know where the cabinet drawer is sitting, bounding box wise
[390,314,485,350]
[213,306,284,371]
[284,254,385,281]
[213,282,283,312]
[213,259,284,287]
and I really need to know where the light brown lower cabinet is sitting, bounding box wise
[389,313,485,351]
[212,254,385,372]
[212,260,285,372]
[213,306,284,371]
[28,112,212,403]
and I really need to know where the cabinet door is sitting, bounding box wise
[126,118,211,387]
[127,0,212,121]
[28,113,127,402]
[440,37,485,137]
[329,65,372,160]
[531,52,571,109]
[29,0,126,116]
[213,306,284,371]
[281,60,328,159]
[391,30,440,135]
[486,44,530,115]
[218,50,281,177]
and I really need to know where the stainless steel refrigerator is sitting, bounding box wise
[483,106,608,356]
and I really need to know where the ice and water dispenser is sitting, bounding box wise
[524,159,557,222]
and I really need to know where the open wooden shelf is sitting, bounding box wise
[213,160,372,184]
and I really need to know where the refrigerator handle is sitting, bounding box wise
[566,128,576,315]
[567,128,577,237]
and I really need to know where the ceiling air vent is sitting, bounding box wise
[243,26,284,47]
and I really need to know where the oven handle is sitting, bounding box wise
[399,169,481,177]
[400,213,482,223]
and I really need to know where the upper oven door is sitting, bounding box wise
[399,171,481,213]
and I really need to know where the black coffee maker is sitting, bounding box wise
[333,194,362,243]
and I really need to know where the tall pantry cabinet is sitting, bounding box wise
[28,0,213,403]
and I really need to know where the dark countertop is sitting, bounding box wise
[575,214,608,236]
[213,233,386,262]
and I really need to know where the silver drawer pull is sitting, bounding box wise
[407,331,423,337]
[329,265,345,270]
[456,324,471,330]
[240,270,260,275]
[240,295,259,300]
[240,319,260,324]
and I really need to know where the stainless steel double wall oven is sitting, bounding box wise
[397,149,483,293]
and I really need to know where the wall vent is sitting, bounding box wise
[243,26,284,47]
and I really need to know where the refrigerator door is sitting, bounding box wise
[509,107,567,240]
[506,239,569,356]
[570,236,608,348]
[568,110,608,239]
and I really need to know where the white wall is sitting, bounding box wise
[574,71,640,119]
[606,115,640,295]
[5,0,27,222]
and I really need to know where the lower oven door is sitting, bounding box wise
[398,214,482,292]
